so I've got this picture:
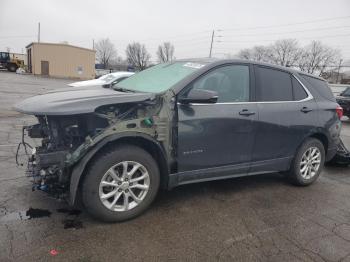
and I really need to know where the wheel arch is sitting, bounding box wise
[309,132,328,153]
[69,132,169,206]
[290,131,329,167]
[294,130,329,157]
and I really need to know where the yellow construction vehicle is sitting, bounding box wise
[0,52,24,72]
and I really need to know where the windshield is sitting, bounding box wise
[115,62,206,93]
[342,87,350,96]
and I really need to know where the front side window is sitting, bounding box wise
[256,66,293,101]
[186,65,250,103]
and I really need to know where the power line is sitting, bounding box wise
[219,25,350,38]
[144,16,350,44]
[0,35,36,39]
[138,30,212,42]
[218,15,350,32]
[215,33,350,44]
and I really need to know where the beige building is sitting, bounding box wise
[26,42,95,79]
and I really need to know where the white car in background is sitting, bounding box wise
[68,71,134,88]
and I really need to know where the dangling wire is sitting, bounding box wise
[15,127,33,166]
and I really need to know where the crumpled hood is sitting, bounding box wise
[14,88,154,116]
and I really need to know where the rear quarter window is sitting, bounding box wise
[300,75,335,102]
[292,77,308,100]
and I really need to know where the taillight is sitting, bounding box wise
[336,105,343,119]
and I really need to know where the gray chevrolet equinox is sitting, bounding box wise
[15,59,343,222]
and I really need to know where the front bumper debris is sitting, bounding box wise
[16,126,69,198]
[329,138,350,166]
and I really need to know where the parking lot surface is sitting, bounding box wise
[0,71,350,262]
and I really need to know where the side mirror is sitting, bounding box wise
[178,89,218,104]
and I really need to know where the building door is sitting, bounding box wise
[27,49,32,73]
[41,61,49,75]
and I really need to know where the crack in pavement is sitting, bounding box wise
[4,224,14,259]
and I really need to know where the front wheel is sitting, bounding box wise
[287,138,325,186]
[82,145,160,222]
[7,63,18,72]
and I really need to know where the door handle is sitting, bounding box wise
[301,107,312,113]
[239,109,256,116]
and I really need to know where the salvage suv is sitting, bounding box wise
[15,59,342,222]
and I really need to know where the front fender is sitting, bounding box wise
[68,131,166,206]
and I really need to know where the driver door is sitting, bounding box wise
[177,64,258,175]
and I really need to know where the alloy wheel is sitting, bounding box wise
[99,161,150,212]
[300,147,321,180]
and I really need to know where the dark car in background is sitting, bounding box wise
[14,59,342,222]
[336,86,350,118]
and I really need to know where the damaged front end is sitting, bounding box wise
[19,113,109,197]
[15,87,175,202]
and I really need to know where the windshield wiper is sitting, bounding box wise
[113,86,136,93]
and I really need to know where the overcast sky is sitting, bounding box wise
[1,0,350,63]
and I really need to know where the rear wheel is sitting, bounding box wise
[82,145,160,222]
[287,138,325,186]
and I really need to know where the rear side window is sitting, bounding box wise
[256,66,293,101]
[292,77,308,100]
[301,75,335,101]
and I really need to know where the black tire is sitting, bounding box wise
[7,63,17,72]
[82,145,160,222]
[287,138,325,186]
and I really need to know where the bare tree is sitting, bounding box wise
[238,45,273,62]
[270,39,301,66]
[156,42,175,62]
[236,39,342,77]
[298,41,340,75]
[126,42,151,70]
[237,48,253,60]
[95,38,117,68]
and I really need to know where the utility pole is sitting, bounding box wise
[209,30,215,58]
[336,59,343,84]
[92,39,95,50]
[38,22,41,43]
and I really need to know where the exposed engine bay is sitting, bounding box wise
[16,92,175,201]
[20,113,108,196]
